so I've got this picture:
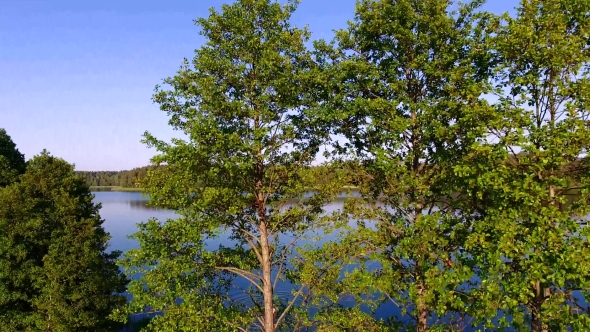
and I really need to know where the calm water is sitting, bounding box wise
[96,191,378,329]
[96,192,401,327]
[96,191,178,253]
[93,191,515,330]
[95,191,347,253]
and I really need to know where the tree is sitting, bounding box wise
[117,1,336,331]
[459,0,590,330]
[0,128,26,187]
[0,151,128,331]
[297,0,498,330]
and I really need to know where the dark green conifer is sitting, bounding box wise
[0,128,26,187]
[0,151,128,331]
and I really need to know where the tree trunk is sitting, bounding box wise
[254,130,274,332]
[417,286,428,332]
[259,221,275,332]
[531,280,543,332]
[417,308,428,332]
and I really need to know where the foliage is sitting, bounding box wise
[296,0,500,330]
[116,1,338,331]
[42,0,590,331]
[0,150,128,331]
[0,128,26,187]
[457,0,590,330]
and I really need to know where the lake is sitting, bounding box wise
[94,191,508,331]
[96,191,405,328]
[97,191,177,253]
[96,190,349,252]
[96,191,384,328]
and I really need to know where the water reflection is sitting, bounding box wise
[128,199,161,211]
[95,191,358,253]
[94,191,177,253]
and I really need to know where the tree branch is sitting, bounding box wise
[216,267,264,293]
[240,227,264,264]
[275,285,305,328]
[273,234,302,290]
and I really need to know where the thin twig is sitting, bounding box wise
[257,316,265,329]
[216,267,264,293]
[275,285,305,328]
[232,283,263,313]
[273,234,303,290]
[245,235,263,264]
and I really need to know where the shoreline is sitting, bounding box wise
[90,185,361,193]
[89,186,144,192]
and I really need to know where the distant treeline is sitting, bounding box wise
[74,156,585,191]
[76,163,360,190]
[75,165,162,188]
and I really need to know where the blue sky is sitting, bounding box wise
[1,0,512,171]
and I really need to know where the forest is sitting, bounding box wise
[2,0,590,331]
[75,166,159,188]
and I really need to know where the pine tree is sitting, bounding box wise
[0,151,128,331]
[0,128,26,187]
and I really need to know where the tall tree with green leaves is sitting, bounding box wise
[0,151,128,331]
[459,0,590,330]
[0,128,26,187]
[296,0,498,330]
[117,1,335,331]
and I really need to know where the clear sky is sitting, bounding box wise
[1,0,512,171]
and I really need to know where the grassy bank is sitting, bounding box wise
[89,186,144,192]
